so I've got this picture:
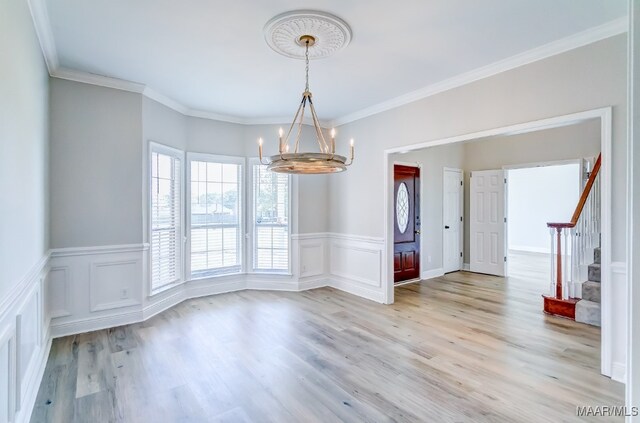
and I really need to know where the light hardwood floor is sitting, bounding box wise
[31,271,623,422]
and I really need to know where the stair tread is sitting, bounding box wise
[588,262,601,283]
[575,299,601,327]
[576,299,601,309]
[581,281,601,303]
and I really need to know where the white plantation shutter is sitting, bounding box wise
[151,146,183,291]
[253,165,290,272]
[188,155,243,278]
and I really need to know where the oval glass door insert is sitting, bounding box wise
[396,182,409,233]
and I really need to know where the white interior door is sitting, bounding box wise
[470,170,506,276]
[443,168,463,273]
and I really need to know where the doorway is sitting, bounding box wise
[506,162,582,287]
[383,108,613,377]
[394,164,420,283]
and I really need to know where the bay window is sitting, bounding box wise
[187,154,243,278]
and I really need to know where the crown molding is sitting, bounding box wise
[52,67,145,93]
[143,87,190,115]
[27,1,625,130]
[27,0,58,73]
[185,107,247,125]
[330,17,628,127]
[50,69,332,127]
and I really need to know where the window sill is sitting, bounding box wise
[189,270,243,282]
[247,271,293,277]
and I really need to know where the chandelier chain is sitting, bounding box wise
[305,41,310,92]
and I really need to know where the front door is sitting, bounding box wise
[443,168,463,273]
[394,165,420,283]
[469,169,506,276]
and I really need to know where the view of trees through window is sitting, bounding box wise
[190,160,241,277]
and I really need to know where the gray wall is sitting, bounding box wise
[462,119,601,262]
[242,124,330,235]
[331,34,627,263]
[50,79,143,248]
[0,0,50,299]
[50,88,330,250]
[390,143,465,274]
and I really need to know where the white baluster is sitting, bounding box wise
[563,228,569,298]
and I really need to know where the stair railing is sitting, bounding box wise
[546,154,601,301]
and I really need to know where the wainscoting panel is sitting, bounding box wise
[330,244,382,287]
[49,245,148,338]
[0,327,16,423]
[327,234,386,303]
[89,258,142,312]
[0,252,50,423]
[299,242,325,278]
[16,287,41,410]
[47,266,70,318]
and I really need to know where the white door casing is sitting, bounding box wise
[470,170,506,276]
[443,168,463,273]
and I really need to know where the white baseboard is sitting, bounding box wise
[611,361,626,383]
[186,278,245,300]
[50,310,143,338]
[329,277,385,303]
[298,277,329,291]
[142,286,187,321]
[421,268,445,280]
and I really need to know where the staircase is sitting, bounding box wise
[543,154,601,323]
[575,246,601,326]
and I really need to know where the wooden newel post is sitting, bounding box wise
[555,227,563,299]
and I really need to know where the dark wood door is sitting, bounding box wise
[394,165,420,283]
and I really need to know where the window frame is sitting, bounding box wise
[148,141,185,295]
[248,158,292,275]
[186,152,246,279]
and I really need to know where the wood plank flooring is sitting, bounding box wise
[31,271,623,422]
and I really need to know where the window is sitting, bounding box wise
[252,164,290,272]
[188,154,243,278]
[150,144,183,291]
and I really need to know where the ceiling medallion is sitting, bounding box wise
[263,10,352,60]
[258,12,355,175]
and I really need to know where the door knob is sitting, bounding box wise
[445,225,450,229]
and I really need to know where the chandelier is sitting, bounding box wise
[258,31,354,174]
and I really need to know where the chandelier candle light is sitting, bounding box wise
[258,32,355,174]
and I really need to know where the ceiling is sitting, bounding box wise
[43,0,627,123]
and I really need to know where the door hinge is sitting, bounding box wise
[460,180,463,186]
[504,256,507,262]
[460,252,463,257]
[504,217,507,223]
[460,216,463,222]
[504,178,507,184]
